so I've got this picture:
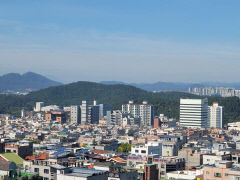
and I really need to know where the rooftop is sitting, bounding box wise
[0,153,24,165]
[65,167,107,177]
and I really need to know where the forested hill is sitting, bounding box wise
[0,81,240,124]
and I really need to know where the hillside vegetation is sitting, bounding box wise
[0,81,240,124]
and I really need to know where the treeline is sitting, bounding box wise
[0,81,240,124]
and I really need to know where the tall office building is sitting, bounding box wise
[122,100,154,126]
[81,100,88,125]
[180,98,208,128]
[70,106,81,124]
[208,102,224,129]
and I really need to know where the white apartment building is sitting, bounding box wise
[122,100,154,126]
[180,98,208,128]
[41,105,60,112]
[34,102,60,112]
[208,102,224,129]
[34,102,44,112]
[81,100,88,125]
[70,106,81,124]
[131,141,162,156]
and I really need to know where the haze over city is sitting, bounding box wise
[1,0,240,83]
[2,1,240,180]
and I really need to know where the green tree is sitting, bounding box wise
[82,144,88,148]
[118,143,131,152]
[118,146,124,152]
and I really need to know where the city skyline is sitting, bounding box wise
[1,1,240,179]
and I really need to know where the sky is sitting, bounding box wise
[0,0,240,83]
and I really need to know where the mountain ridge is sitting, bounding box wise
[0,72,62,92]
[1,81,240,124]
[100,81,240,92]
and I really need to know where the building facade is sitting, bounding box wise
[34,102,44,112]
[81,100,89,125]
[180,98,208,128]
[208,102,224,129]
[122,101,154,126]
[70,106,81,124]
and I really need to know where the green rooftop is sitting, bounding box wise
[1,153,24,166]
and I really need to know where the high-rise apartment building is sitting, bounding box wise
[122,100,154,126]
[80,100,88,125]
[105,110,124,126]
[106,110,112,125]
[111,110,123,125]
[34,102,44,112]
[99,104,112,120]
[70,106,81,124]
[180,98,208,128]
[208,102,224,129]
[91,105,100,124]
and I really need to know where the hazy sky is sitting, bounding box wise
[1,0,240,83]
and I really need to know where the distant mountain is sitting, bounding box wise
[131,82,203,92]
[100,81,125,85]
[0,72,62,92]
[100,81,240,92]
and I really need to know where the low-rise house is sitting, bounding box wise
[166,169,203,180]
[147,155,185,179]
[108,171,138,180]
[0,153,24,167]
[131,141,162,156]
[127,154,185,179]
[203,154,231,165]
[0,159,17,179]
[95,139,119,152]
[56,167,108,180]
[5,140,33,159]
[203,161,235,180]
[178,148,203,169]
[89,149,113,158]
[24,153,68,180]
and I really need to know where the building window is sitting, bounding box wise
[161,164,165,168]
[225,173,228,176]
[214,172,221,178]
[206,171,210,175]
[161,171,165,175]
[44,169,49,174]
[141,150,146,153]
[34,168,39,173]
[135,150,139,153]
[236,177,240,180]
[44,178,49,180]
